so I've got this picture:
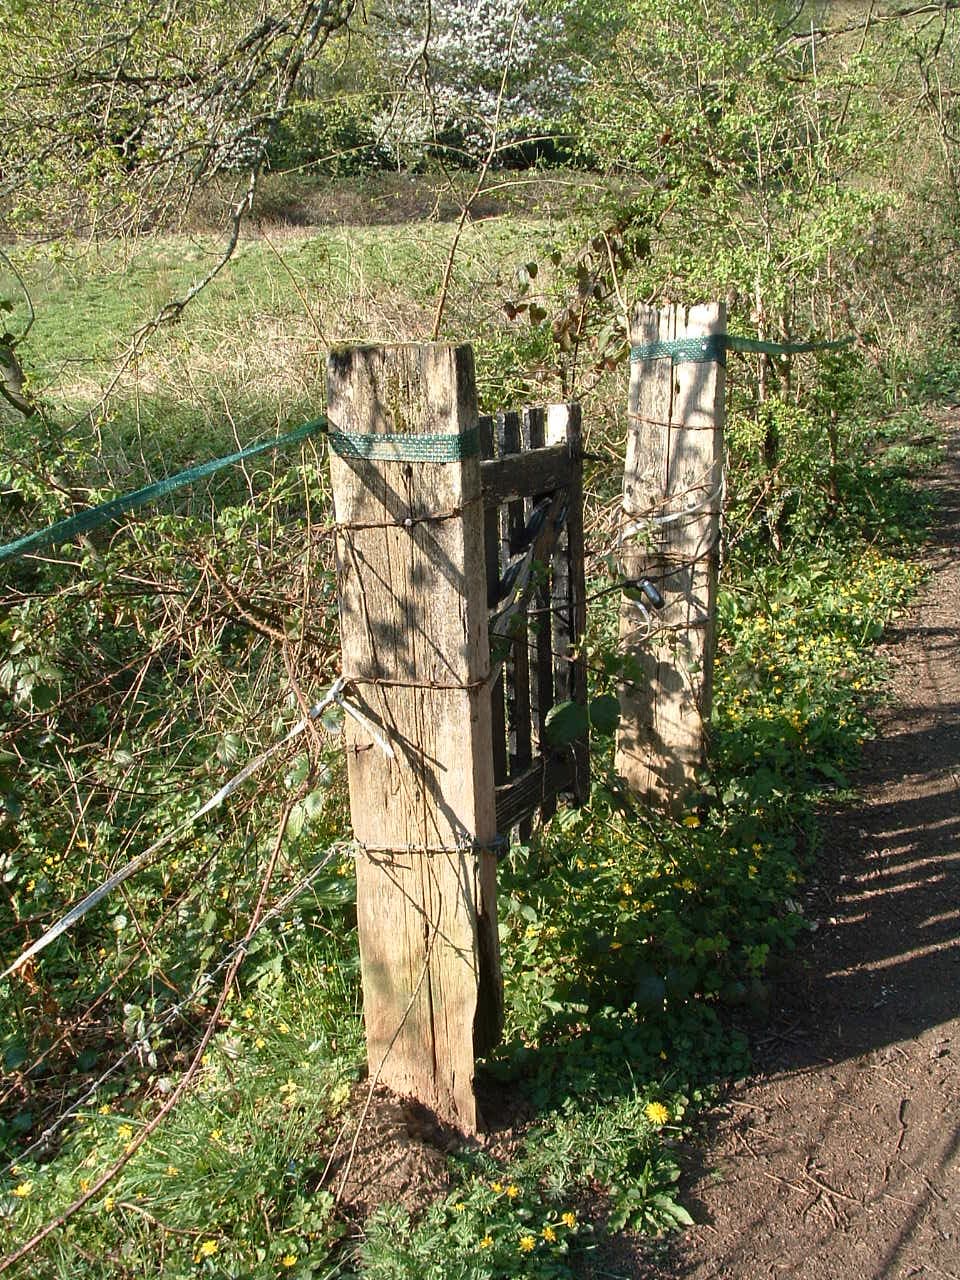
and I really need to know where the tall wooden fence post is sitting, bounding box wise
[615,303,726,809]
[327,343,500,1134]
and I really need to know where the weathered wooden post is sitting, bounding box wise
[615,303,726,809]
[327,343,500,1134]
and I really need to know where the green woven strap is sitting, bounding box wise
[0,415,329,566]
[631,333,857,365]
[727,334,857,358]
[632,335,728,365]
[328,425,480,463]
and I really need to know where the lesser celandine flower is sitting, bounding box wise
[645,1101,670,1126]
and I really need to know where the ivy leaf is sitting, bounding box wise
[589,693,620,735]
[543,700,589,747]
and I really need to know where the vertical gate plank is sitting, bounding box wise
[547,402,590,803]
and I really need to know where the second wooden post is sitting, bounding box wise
[327,343,501,1135]
[615,303,726,810]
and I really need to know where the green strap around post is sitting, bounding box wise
[327,425,480,463]
[630,333,858,365]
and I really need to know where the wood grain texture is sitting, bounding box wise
[615,304,725,810]
[327,343,500,1133]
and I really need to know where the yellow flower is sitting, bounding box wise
[505,1184,520,1199]
[561,1211,577,1228]
[99,1104,111,1115]
[682,815,700,828]
[518,1235,536,1253]
[277,1022,290,1035]
[453,1201,466,1213]
[280,1255,297,1269]
[255,1037,266,1049]
[166,1165,179,1177]
[645,1101,670,1126]
[210,1128,223,1141]
[542,1225,557,1242]
[479,1235,494,1250]
[117,1124,133,1142]
[490,1181,503,1193]
[11,1182,33,1198]
[197,1240,218,1258]
[103,1196,115,1212]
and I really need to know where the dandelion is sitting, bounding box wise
[104,1196,115,1212]
[453,1202,466,1214]
[210,1128,223,1141]
[682,815,700,828]
[255,1037,266,1049]
[505,1184,520,1199]
[99,1104,111,1115]
[479,1235,494,1250]
[561,1211,577,1229]
[490,1181,503,1193]
[196,1240,218,1259]
[518,1235,536,1253]
[280,1255,298,1269]
[542,1225,557,1242]
[277,1022,290,1035]
[645,1101,670,1126]
[11,1182,33,1199]
[117,1124,133,1142]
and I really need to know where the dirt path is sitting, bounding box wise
[666,420,960,1280]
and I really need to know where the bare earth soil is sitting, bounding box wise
[661,420,960,1280]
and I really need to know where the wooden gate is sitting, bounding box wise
[479,404,589,837]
